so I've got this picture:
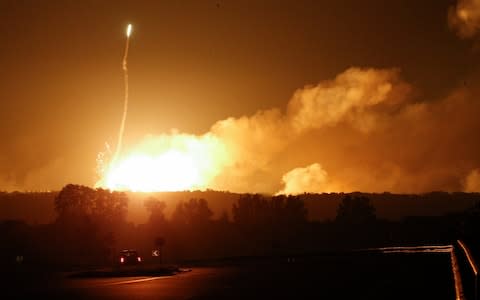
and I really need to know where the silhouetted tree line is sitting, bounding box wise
[1,184,480,269]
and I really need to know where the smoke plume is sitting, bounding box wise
[205,67,411,192]
[277,163,331,195]
[449,0,480,38]
[103,67,480,194]
[464,169,480,192]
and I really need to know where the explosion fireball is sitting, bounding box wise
[97,133,229,192]
[94,21,480,195]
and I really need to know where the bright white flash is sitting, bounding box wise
[126,24,132,37]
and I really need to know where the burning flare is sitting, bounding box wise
[126,24,132,37]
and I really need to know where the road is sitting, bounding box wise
[2,250,455,299]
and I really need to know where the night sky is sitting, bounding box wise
[1,0,480,193]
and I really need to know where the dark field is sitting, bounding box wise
[2,250,455,300]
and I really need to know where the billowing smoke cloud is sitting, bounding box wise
[103,66,480,195]
[449,0,480,38]
[464,169,480,192]
[286,68,410,133]
[277,163,331,195]
[205,67,412,192]
[212,67,480,194]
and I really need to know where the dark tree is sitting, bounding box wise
[335,195,376,225]
[54,184,95,219]
[233,194,307,226]
[218,210,230,224]
[459,200,480,241]
[272,195,308,225]
[145,197,169,260]
[145,197,167,226]
[52,184,128,266]
[172,198,213,226]
[54,184,127,224]
[168,198,214,261]
[231,194,308,254]
[232,194,270,227]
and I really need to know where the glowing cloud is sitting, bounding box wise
[286,68,409,133]
[464,169,480,192]
[449,0,480,38]
[277,163,334,195]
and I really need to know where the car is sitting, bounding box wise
[119,249,142,265]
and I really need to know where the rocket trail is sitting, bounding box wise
[112,24,132,165]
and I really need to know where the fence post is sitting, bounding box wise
[475,274,478,300]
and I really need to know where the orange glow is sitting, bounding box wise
[104,151,200,192]
[96,133,229,192]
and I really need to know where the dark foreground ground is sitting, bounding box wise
[1,251,454,300]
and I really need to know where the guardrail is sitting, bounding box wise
[451,245,465,300]
[457,240,479,300]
